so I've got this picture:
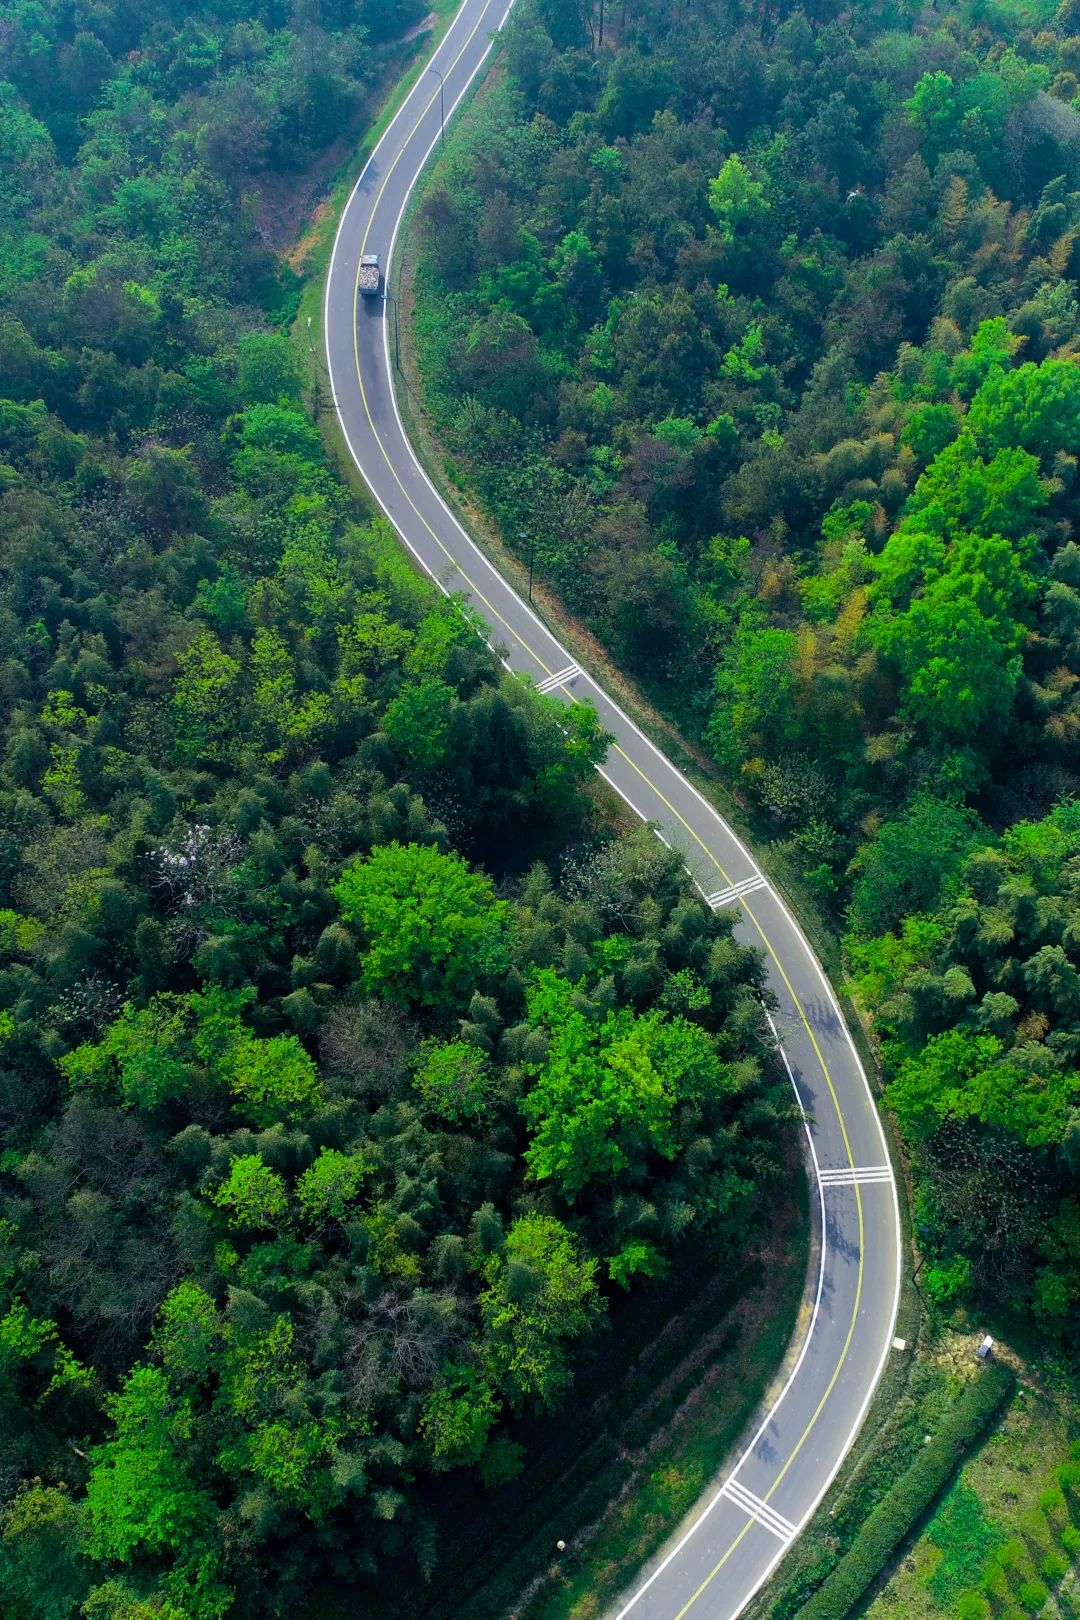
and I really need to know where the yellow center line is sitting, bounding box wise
[361,0,492,264]
[340,13,868,1611]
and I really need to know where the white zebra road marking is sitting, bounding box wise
[704,873,768,909]
[536,662,581,694]
[818,1166,894,1187]
[719,1479,797,1544]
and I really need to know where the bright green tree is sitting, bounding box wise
[707,621,801,772]
[171,633,242,764]
[60,997,190,1110]
[85,1366,214,1562]
[382,679,455,768]
[211,1155,288,1230]
[708,154,769,245]
[419,1363,500,1467]
[333,842,510,1008]
[886,1028,1002,1139]
[481,1214,602,1408]
[152,1283,221,1388]
[521,971,732,1197]
[413,1039,492,1122]
[226,1032,324,1125]
[295,1148,368,1224]
[967,359,1080,462]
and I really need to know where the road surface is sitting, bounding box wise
[324,5,903,1614]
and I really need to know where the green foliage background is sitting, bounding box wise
[0,0,793,1614]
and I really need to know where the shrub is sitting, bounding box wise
[1018,1506,1052,1548]
[926,1479,1003,1603]
[1061,1522,1080,1554]
[999,1536,1029,1570]
[798,1364,1014,1620]
[1038,1485,1066,1519]
[956,1593,990,1619]
[1040,1550,1067,1582]
[981,1562,1009,1600]
[1016,1578,1049,1612]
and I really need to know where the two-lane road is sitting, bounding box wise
[324,6,902,1613]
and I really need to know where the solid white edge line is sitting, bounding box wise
[324,5,905,1615]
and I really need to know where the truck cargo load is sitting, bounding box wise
[359,254,381,296]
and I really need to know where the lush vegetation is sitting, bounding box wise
[866,1346,1080,1620]
[408,0,1080,1329]
[798,1361,1016,1620]
[0,1,795,1615]
[753,1331,1079,1620]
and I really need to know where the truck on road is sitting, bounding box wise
[359,254,381,296]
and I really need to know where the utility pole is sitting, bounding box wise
[306,314,315,356]
[428,65,445,145]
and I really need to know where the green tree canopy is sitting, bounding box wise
[333,842,510,1008]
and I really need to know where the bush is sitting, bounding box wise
[981,1561,1009,1600]
[926,1479,1003,1603]
[798,1363,1014,1620]
[1040,1550,1067,1582]
[956,1593,990,1619]
[999,1536,1028,1570]
[1016,1577,1049,1612]
[1061,1522,1080,1554]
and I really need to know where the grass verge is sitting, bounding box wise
[865,1340,1080,1620]
[799,1361,1016,1620]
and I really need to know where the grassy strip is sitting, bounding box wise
[798,1361,1015,1620]
[861,1341,1080,1620]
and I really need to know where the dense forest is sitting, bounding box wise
[409,0,1080,1328]
[0,1,793,1615]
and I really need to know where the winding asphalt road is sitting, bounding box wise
[324,4,903,1614]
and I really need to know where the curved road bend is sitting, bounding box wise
[324,4,902,1614]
